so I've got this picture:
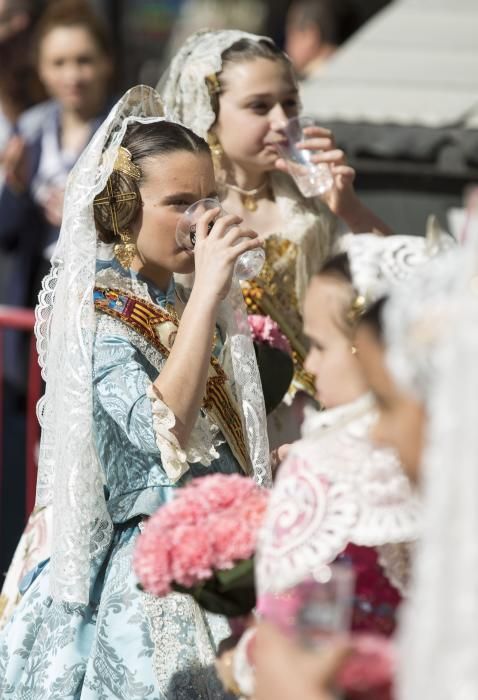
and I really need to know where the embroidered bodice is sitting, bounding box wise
[242,172,337,399]
[93,261,242,524]
[256,394,420,596]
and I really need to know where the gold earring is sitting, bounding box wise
[351,345,358,355]
[207,132,224,169]
[114,229,136,268]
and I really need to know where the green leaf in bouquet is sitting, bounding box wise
[172,558,256,617]
[215,557,254,591]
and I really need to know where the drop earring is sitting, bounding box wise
[114,229,136,268]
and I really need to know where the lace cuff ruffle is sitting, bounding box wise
[147,384,222,482]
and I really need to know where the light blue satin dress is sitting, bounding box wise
[0,261,239,699]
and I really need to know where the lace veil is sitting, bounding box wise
[157,29,279,140]
[34,85,269,606]
[336,225,454,306]
[384,229,478,697]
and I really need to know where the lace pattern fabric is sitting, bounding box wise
[335,230,455,307]
[383,239,478,699]
[256,394,420,596]
[158,29,275,140]
[33,84,271,604]
[33,86,170,605]
[148,386,222,481]
[215,285,272,487]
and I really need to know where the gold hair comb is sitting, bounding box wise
[206,73,221,96]
[113,146,141,181]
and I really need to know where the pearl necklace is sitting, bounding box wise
[226,179,269,212]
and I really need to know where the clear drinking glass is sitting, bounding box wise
[277,115,334,198]
[293,563,355,649]
[175,197,265,280]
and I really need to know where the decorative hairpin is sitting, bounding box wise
[206,73,221,96]
[113,146,141,181]
[94,146,141,238]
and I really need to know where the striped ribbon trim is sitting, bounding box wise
[94,286,251,475]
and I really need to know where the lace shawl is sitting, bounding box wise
[256,394,420,596]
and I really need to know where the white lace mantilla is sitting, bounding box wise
[159,29,275,140]
[256,394,420,595]
[34,86,168,605]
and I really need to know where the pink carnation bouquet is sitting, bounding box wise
[134,474,269,617]
[248,314,292,355]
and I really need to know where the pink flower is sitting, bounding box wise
[248,315,292,355]
[133,531,173,596]
[134,474,269,596]
[169,523,214,587]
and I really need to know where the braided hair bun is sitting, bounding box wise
[94,169,141,244]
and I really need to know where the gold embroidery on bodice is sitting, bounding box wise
[242,235,316,399]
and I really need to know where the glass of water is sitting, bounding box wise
[175,198,265,280]
[277,115,334,198]
[293,563,355,649]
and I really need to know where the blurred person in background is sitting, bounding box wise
[165,0,268,63]
[0,0,45,150]
[0,0,114,579]
[284,0,342,80]
[0,0,46,285]
[0,0,115,287]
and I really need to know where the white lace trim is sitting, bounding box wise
[159,29,275,140]
[256,395,420,595]
[147,384,221,482]
[33,86,171,604]
[335,231,455,310]
[384,226,478,699]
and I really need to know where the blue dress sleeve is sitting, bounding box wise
[93,332,162,455]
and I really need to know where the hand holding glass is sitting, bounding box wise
[175,198,265,280]
[277,116,334,198]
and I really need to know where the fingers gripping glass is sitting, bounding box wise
[175,198,265,280]
[277,116,334,198]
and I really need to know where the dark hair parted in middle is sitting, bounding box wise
[94,120,210,243]
[207,38,294,121]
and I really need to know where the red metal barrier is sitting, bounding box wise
[0,306,41,517]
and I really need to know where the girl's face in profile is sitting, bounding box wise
[38,24,112,113]
[130,149,217,279]
[356,323,426,484]
[212,57,300,175]
[303,276,369,409]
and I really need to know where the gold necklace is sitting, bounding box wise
[226,179,269,212]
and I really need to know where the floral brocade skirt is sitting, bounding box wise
[0,522,232,700]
